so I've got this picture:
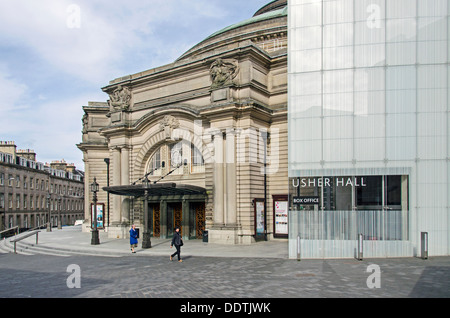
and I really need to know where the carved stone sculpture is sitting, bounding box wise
[108,85,131,111]
[210,58,239,89]
[82,113,88,133]
[159,115,180,139]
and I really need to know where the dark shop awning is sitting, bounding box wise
[103,182,206,197]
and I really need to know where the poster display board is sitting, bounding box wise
[91,203,104,229]
[253,198,265,240]
[273,195,288,238]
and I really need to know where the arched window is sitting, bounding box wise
[169,142,183,168]
[146,142,205,177]
[147,148,161,176]
[191,143,204,173]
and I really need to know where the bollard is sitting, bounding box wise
[297,235,301,261]
[357,233,363,261]
[421,232,428,260]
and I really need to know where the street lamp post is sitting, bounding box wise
[90,177,100,245]
[46,194,51,232]
[141,177,151,248]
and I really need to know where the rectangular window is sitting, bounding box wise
[191,144,204,166]
[356,176,382,208]
[289,175,409,241]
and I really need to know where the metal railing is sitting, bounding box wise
[10,230,41,254]
[0,226,19,239]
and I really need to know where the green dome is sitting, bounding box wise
[177,0,287,61]
[204,6,287,41]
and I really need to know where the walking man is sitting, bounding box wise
[170,227,183,262]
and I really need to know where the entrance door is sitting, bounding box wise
[189,202,205,239]
[149,203,161,238]
[167,203,182,237]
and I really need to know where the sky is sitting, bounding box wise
[0,0,270,171]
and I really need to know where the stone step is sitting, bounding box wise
[11,239,123,258]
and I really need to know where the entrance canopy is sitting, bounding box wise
[103,182,206,198]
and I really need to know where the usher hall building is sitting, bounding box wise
[78,0,289,245]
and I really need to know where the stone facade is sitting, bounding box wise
[77,1,288,244]
[0,141,84,231]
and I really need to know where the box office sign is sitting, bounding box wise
[292,196,320,205]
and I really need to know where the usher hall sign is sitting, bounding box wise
[292,177,367,188]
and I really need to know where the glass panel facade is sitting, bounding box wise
[288,0,449,258]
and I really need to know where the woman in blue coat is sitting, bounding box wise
[130,224,138,253]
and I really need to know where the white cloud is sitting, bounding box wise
[0,0,227,84]
[0,93,89,169]
[0,64,29,112]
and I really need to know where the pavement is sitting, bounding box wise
[0,225,289,258]
[0,226,449,300]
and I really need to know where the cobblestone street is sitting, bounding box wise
[1,253,449,300]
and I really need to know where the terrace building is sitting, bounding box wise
[0,141,84,231]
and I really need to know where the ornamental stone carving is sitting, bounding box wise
[209,58,239,89]
[108,85,131,111]
[159,115,180,139]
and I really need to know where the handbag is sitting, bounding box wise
[180,239,184,246]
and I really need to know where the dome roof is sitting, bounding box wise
[253,0,287,17]
[177,1,287,61]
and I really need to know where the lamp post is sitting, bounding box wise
[46,194,51,232]
[90,177,100,245]
[141,177,151,248]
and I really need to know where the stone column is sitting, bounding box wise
[225,128,237,226]
[111,147,121,224]
[213,131,224,226]
[121,146,130,223]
